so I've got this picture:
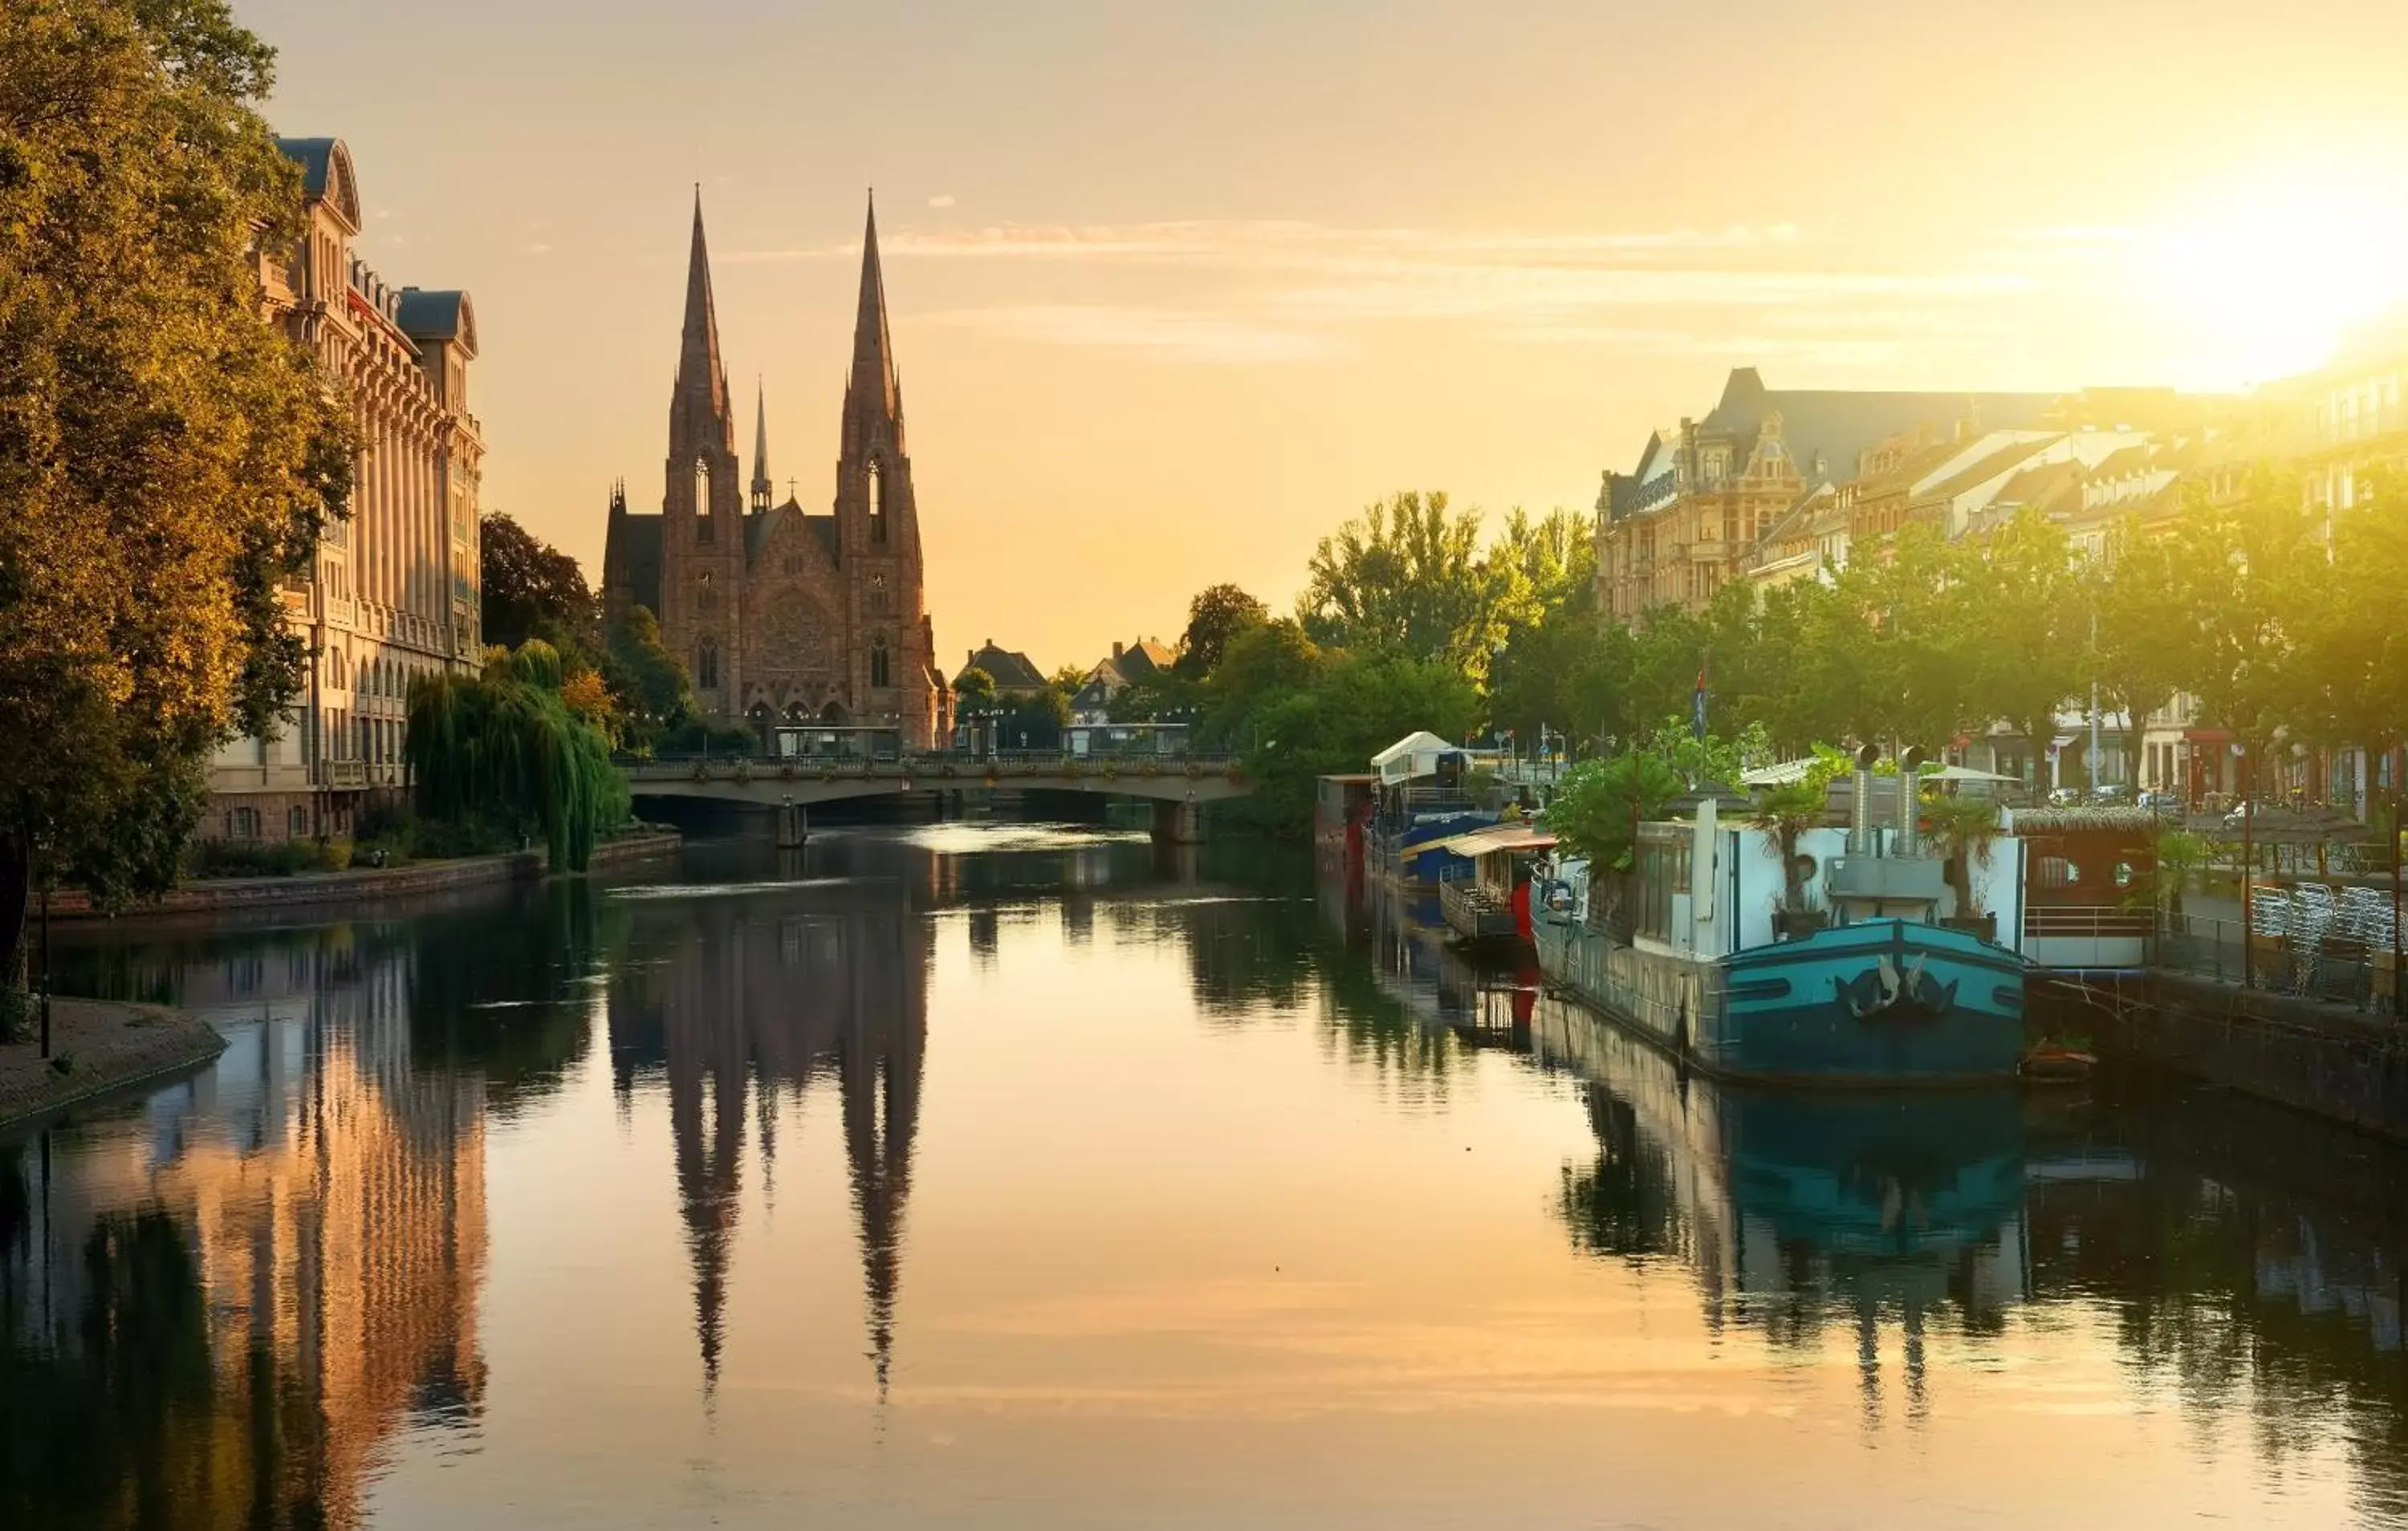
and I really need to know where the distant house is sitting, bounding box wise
[960,640,1048,698]
[1069,638,1179,725]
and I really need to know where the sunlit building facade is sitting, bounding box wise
[205,136,485,843]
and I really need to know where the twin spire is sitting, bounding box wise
[681,186,900,500]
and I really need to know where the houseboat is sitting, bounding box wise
[1365,732,1493,895]
[1532,751,2033,1086]
[1412,820,1554,946]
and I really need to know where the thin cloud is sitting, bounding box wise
[928,193,957,209]
[925,304,1345,364]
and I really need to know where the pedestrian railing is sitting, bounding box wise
[2154,909,2399,1015]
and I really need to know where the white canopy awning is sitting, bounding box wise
[1405,824,1558,861]
[1372,730,1460,786]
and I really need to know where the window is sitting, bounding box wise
[869,573,892,615]
[868,461,887,544]
[695,458,715,544]
[226,806,260,841]
[783,554,804,576]
[289,806,308,838]
[869,635,892,689]
[698,636,719,690]
[698,587,718,617]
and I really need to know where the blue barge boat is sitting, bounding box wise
[1532,770,2032,1087]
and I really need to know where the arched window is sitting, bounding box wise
[869,573,891,616]
[695,458,715,544]
[867,461,887,544]
[869,634,891,689]
[698,636,719,691]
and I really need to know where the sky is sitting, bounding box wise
[242,0,2408,671]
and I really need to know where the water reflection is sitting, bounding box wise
[6,835,2408,1526]
[601,845,929,1401]
[3,903,490,1529]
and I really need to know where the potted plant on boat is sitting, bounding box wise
[1922,792,2002,941]
[1750,776,1832,940]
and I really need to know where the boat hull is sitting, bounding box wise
[1534,913,2026,1086]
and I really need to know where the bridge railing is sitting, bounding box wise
[618,750,1246,781]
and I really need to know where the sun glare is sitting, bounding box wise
[2139,166,2408,388]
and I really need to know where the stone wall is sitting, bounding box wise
[2079,972,2408,1139]
[53,830,682,923]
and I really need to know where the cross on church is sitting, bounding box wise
[787,477,797,500]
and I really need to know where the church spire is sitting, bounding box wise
[750,378,771,510]
[676,186,729,432]
[844,191,901,441]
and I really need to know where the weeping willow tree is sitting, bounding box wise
[405,641,631,871]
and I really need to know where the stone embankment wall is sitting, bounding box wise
[0,1001,228,1134]
[2083,973,2408,1139]
[51,830,682,922]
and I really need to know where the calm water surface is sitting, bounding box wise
[6,823,2408,1528]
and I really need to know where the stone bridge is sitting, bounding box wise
[620,753,1252,843]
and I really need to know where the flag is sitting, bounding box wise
[1690,664,1709,740]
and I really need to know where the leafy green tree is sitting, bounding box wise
[405,640,631,870]
[0,0,353,1004]
[604,604,693,743]
[2182,469,2321,761]
[1173,583,1268,678]
[1236,654,1478,833]
[2291,474,2408,782]
[953,666,998,709]
[1956,511,2081,786]
[1201,618,1325,748]
[1299,490,1509,679]
[1543,753,1683,871]
[2087,515,2207,787]
[481,511,595,652]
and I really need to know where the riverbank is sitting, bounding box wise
[49,829,683,924]
[0,1000,226,1135]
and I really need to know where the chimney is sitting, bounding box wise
[1112,641,1124,659]
[1850,743,1881,857]
[1897,747,1926,857]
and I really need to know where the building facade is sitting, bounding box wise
[603,195,946,749]
[1594,369,2056,620]
[206,136,484,841]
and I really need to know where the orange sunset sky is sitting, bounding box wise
[245,0,2408,669]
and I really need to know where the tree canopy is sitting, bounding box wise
[481,510,595,652]
[0,0,352,1001]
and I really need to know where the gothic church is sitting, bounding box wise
[604,193,946,748]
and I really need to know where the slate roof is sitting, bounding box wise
[1916,436,2060,505]
[1698,368,2058,485]
[275,136,340,198]
[964,642,1047,691]
[393,289,475,355]
[1112,639,1177,680]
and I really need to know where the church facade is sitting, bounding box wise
[604,194,946,749]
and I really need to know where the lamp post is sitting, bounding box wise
[2237,743,2254,991]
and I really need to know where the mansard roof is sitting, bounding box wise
[395,289,478,358]
[1698,368,2056,483]
[275,136,360,229]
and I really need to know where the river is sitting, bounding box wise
[4,822,2406,1529]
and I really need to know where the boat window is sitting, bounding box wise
[2113,861,2135,887]
[1632,826,1690,943]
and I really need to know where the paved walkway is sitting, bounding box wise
[0,999,225,1135]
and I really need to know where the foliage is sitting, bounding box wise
[1173,584,1268,678]
[1235,654,1479,834]
[1544,753,1684,871]
[2130,827,2209,916]
[480,510,595,652]
[604,604,693,741]
[0,0,354,993]
[404,640,631,871]
[184,838,348,878]
[1299,491,1515,681]
[953,666,998,707]
[1747,751,1846,912]
[1921,793,2003,915]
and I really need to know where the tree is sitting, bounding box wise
[2182,469,2321,762]
[953,667,997,709]
[1957,511,2081,789]
[1544,753,1683,871]
[405,640,630,871]
[1173,584,1268,678]
[1299,491,1505,678]
[604,604,692,744]
[2087,516,2207,788]
[1201,618,1325,749]
[1236,653,1479,833]
[0,0,353,1009]
[480,511,594,652]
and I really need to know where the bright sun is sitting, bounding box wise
[2139,166,2408,388]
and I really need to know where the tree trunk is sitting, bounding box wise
[0,826,28,999]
